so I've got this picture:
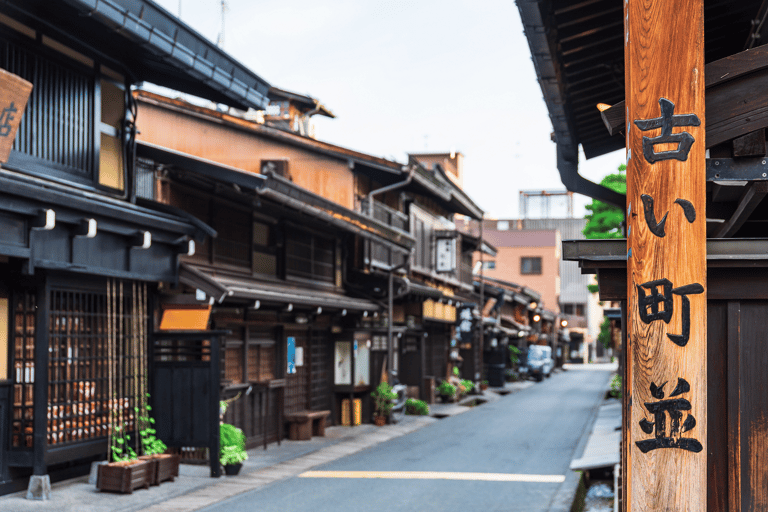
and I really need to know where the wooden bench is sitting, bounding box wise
[285,410,330,441]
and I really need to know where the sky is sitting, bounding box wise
[152,0,624,219]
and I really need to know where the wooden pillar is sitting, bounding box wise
[625,1,707,510]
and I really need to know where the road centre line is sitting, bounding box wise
[298,471,565,483]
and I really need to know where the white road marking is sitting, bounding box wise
[298,471,565,483]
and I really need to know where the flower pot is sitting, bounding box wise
[223,463,243,476]
[139,454,180,485]
[374,415,387,427]
[96,460,151,494]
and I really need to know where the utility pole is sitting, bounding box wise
[216,0,228,49]
[625,1,706,510]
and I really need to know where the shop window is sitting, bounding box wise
[12,289,35,449]
[47,281,148,446]
[521,256,542,275]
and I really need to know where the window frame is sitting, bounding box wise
[521,256,543,275]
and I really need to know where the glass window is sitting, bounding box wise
[521,257,542,275]
[482,261,496,270]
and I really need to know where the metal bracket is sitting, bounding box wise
[707,158,768,181]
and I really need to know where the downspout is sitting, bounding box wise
[366,167,414,217]
[364,165,414,384]
[387,257,410,385]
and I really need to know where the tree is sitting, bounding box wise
[584,164,626,293]
[583,164,626,239]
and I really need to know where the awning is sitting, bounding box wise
[407,282,444,300]
[500,315,530,333]
[180,264,380,312]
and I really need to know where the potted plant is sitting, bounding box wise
[480,380,489,391]
[220,423,247,475]
[371,382,396,426]
[436,380,457,403]
[96,422,151,494]
[136,396,179,486]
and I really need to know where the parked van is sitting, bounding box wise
[526,345,554,382]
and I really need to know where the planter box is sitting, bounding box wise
[139,454,180,485]
[96,460,151,494]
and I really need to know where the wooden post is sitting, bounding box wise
[625,1,706,510]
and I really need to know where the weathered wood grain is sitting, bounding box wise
[0,67,32,163]
[625,1,707,510]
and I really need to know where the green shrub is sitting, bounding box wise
[509,345,521,365]
[436,380,456,397]
[220,423,247,466]
[609,374,622,399]
[405,398,429,416]
[371,382,397,417]
[460,379,474,394]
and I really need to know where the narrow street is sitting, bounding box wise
[204,366,612,512]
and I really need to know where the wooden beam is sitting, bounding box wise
[625,0,707,510]
[713,181,768,238]
[600,45,768,145]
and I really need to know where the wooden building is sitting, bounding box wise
[519,0,768,509]
[0,0,275,496]
[133,88,492,421]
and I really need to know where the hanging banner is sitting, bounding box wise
[286,336,296,375]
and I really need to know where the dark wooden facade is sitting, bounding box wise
[0,0,272,495]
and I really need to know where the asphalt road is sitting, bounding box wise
[203,366,612,512]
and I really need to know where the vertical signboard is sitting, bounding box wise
[0,67,32,163]
[286,336,296,375]
[625,1,706,510]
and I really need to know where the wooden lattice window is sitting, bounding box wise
[47,280,148,446]
[285,229,335,284]
[247,341,275,382]
[224,341,243,384]
[12,289,35,449]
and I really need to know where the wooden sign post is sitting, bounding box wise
[625,1,707,510]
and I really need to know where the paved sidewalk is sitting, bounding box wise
[0,381,536,512]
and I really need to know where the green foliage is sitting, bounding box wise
[136,396,167,456]
[405,398,430,416]
[509,345,521,365]
[587,283,600,294]
[220,423,247,466]
[371,382,397,417]
[609,374,622,399]
[452,366,460,377]
[110,423,137,462]
[598,317,612,349]
[460,379,474,394]
[436,380,456,397]
[583,164,626,240]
